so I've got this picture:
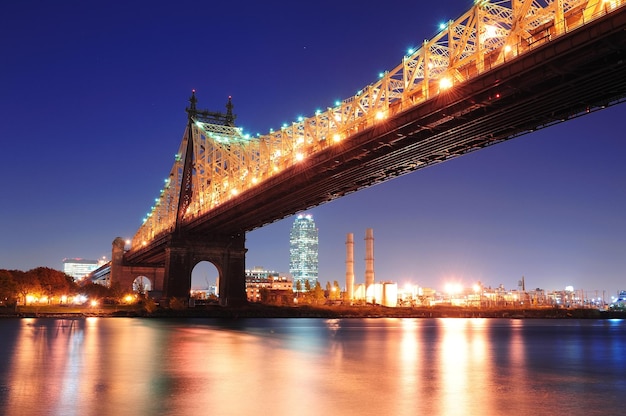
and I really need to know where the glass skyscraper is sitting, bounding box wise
[289,214,318,291]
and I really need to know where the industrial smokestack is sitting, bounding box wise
[346,233,354,301]
[365,228,375,295]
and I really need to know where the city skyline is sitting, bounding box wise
[2,0,625,296]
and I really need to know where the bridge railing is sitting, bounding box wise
[129,0,624,252]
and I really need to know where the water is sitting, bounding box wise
[0,317,624,416]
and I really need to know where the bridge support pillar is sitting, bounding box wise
[162,233,248,306]
[216,233,247,307]
[163,245,194,300]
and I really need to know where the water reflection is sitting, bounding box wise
[1,318,625,415]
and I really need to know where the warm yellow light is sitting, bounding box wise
[296,136,304,145]
[251,177,258,184]
[439,77,453,90]
[90,300,98,307]
[445,283,462,295]
[26,295,35,304]
[332,133,342,142]
[230,188,239,196]
[295,152,304,162]
[375,111,386,120]
[125,295,133,303]
[482,24,498,40]
[504,45,512,53]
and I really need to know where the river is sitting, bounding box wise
[0,317,624,415]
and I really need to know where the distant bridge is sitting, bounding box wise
[107,0,626,305]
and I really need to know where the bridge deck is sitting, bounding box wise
[126,5,626,265]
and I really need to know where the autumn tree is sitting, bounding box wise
[29,267,77,302]
[0,269,18,306]
[13,270,40,304]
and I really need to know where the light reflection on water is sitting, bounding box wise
[1,317,625,416]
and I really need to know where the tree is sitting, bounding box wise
[0,269,18,306]
[13,270,40,304]
[330,281,341,301]
[29,267,77,302]
[313,281,325,304]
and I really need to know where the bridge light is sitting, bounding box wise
[315,109,322,115]
[251,177,258,184]
[378,72,385,78]
[296,136,304,145]
[375,111,386,121]
[504,45,512,53]
[439,77,453,90]
[482,24,498,41]
[439,22,447,30]
[332,133,342,143]
[230,189,239,196]
[407,47,415,55]
[334,100,341,106]
[297,116,304,122]
[295,152,304,162]
[334,114,341,122]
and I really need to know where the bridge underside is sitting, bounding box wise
[179,6,626,236]
[125,7,626,305]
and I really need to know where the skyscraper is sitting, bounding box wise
[289,214,318,291]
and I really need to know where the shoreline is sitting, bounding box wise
[2,304,625,319]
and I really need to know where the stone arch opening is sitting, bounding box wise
[191,261,219,302]
[132,276,152,295]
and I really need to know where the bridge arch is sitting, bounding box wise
[162,233,247,306]
[191,261,219,300]
[132,276,152,294]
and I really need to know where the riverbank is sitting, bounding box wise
[2,304,625,319]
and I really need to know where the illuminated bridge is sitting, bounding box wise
[109,0,626,305]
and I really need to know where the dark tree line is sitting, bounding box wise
[0,267,95,306]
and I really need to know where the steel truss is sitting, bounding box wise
[131,0,624,250]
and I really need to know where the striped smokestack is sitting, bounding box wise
[346,233,354,301]
[365,228,375,295]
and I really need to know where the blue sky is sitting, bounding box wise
[2,0,625,298]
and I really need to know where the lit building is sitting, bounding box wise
[245,267,292,302]
[63,258,100,281]
[289,214,318,291]
[353,282,398,307]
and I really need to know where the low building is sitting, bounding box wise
[63,258,101,281]
[245,268,292,302]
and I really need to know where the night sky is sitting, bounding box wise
[2,0,625,297]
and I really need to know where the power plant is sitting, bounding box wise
[344,228,397,307]
[364,228,375,303]
[345,233,354,302]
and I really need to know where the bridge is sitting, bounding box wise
[107,0,626,306]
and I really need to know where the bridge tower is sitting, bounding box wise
[161,91,248,306]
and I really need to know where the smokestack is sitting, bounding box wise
[346,233,354,301]
[365,228,375,292]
